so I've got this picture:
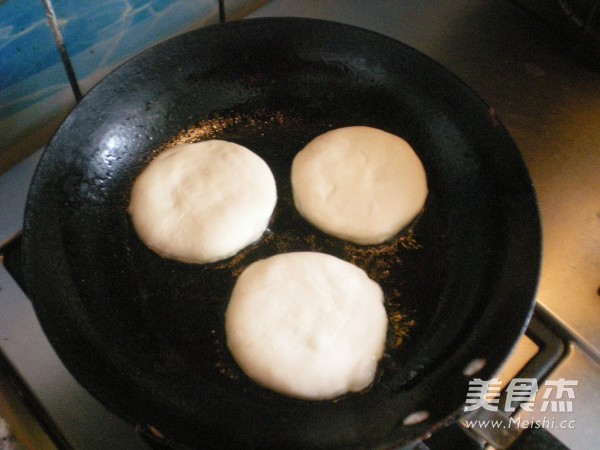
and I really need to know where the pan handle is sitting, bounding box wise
[419,312,571,450]
[415,420,569,450]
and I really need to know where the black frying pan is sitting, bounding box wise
[22,18,540,449]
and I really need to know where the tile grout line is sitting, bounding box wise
[40,0,83,103]
[219,0,226,23]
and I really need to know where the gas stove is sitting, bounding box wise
[1,1,599,449]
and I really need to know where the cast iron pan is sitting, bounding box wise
[22,18,540,449]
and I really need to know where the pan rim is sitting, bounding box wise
[21,17,541,449]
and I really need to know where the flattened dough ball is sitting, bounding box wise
[128,141,277,264]
[225,252,388,400]
[291,126,428,245]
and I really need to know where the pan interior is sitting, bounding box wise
[22,18,537,449]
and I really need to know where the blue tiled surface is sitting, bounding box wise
[0,1,61,90]
[0,0,72,173]
[0,0,263,173]
[53,0,219,90]
[0,0,68,124]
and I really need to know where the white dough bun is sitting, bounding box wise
[291,126,428,245]
[225,252,388,400]
[128,141,277,264]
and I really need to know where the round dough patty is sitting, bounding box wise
[128,141,277,264]
[225,252,388,400]
[291,126,428,245]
